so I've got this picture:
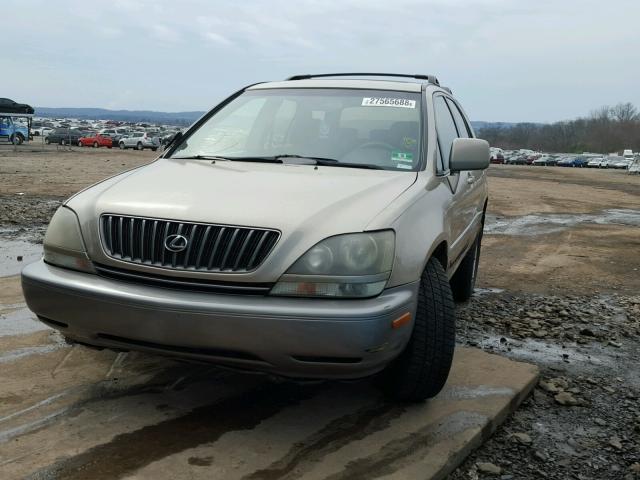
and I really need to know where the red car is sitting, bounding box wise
[490,153,505,164]
[78,133,113,148]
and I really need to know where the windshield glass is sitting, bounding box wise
[170,88,423,171]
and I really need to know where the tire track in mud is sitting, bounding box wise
[26,382,322,480]
[0,358,222,444]
[242,402,404,480]
[318,411,488,480]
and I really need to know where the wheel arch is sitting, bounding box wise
[428,240,448,271]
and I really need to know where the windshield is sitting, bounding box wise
[170,88,423,171]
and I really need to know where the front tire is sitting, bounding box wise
[93,141,99,148]
[137,142,143,150]
[45,137,51,145]
[378,257,456,402]
[119,142,125,149]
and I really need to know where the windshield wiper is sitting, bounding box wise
[273,154,385,170]
[173,155,285,164]
[171,154,385,170]
[170,154,234,161]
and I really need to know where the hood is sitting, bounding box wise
[69,159,417,280]
[72,158,416,232]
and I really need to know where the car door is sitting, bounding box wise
[432,94,477,268]
[0,118,9,141]
[445,97,485,227]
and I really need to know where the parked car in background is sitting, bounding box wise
[558,156,588,167]
[0,98,34,115]
[623,149,634,160]
[525,154,541,165]
[490,152,505,164]
[161,131,181,148]
[574,157,589,167]
[78,133,113,148]
[0,116,29,144]
[587,157,605,168]
[532,155,555,166]
[118,131,159,151]
[99,128,117,137]
[612,158,632,169]
[600,156,622,168]
[507,155,527,165]
[32,126,53,137]
[489,147,504,164]
[44,128,86,145]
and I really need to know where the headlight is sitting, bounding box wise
[43,207,95,273]
[271,231,394,298]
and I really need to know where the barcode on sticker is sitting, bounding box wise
[362,97,416,108]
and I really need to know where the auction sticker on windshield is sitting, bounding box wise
[392,151,413,163]
[362,97,416,108]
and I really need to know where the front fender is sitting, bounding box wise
[373,177,451,288]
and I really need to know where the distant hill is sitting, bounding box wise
[34,107,523,130]
[35,107,206,125]
[470,121,518,130]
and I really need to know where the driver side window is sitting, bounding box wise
[433,96,458,172]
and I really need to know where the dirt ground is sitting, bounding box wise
[1,144,640,479]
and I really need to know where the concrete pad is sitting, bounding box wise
[0,275,539,479]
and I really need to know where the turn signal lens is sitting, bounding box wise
[392,312,412,329]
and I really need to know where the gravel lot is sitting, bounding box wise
[1,144,640,479]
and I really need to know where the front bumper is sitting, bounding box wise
[21,260,419,379]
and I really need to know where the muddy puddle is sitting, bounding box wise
[472,333,640,384]
[472,287,505,297]
[485,208,640,235]
[0,228,43,277]
[0,304,50,337]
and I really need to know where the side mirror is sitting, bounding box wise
[449,138,490,172]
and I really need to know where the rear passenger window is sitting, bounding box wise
[433,96,458,171]
[446,98,471,139]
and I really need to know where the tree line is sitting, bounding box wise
[476,103,640,154]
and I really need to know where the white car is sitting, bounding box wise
[532,155,555,166]
[612,159,632,169]
[32,127,53,137]
[587,157,604,168]
[599,157,619,168]
[118,132,159,151]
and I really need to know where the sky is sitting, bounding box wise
[3,0,639,122]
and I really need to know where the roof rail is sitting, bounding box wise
[286,73,440,85]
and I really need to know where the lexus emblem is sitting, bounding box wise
[164,234,188,252]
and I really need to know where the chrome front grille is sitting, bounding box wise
[100,215,279,272]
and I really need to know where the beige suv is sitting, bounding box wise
[22,73,489,402]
